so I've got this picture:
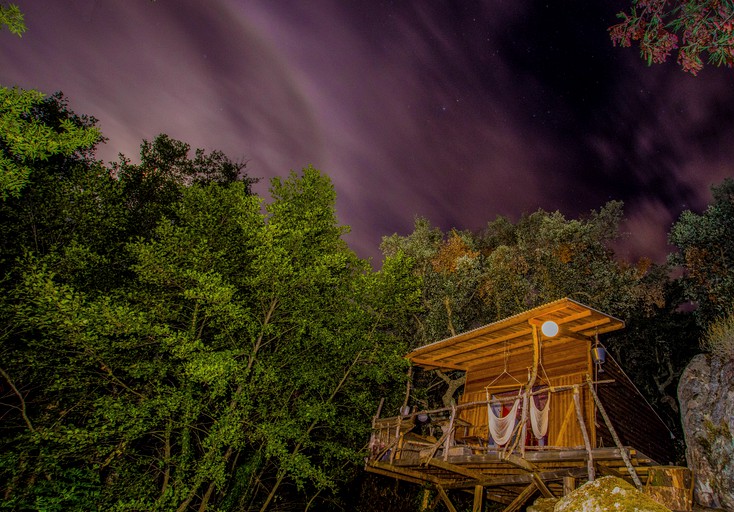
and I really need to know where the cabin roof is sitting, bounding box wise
[406,297,624,371]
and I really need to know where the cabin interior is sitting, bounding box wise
[365,298,678,512]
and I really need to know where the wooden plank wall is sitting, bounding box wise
[458,337,595,449]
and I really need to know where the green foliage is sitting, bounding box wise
[0,87,101,199]
[383,201,666,349]
[112,133,255,237]
[669,178,734,326]
[0,2,25,36]
[1,117,417,511]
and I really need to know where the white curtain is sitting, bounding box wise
[488,396,521,446]
[530,392,550,439]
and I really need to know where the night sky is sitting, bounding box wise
[2,0,733,264]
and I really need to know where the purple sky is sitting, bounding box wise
[2,0,733,264]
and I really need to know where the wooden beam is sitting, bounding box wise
[421,488,432,511]
[504,453,536,473]
[502,451,555,499]
[366,462,445,486]
[444,467,587,490]
[553,400,576,446]
[473,485,484,512]
[502,482,537,512]
[485,491,513,505]
[595,462,624,479]
[421,446,635,465]
[436,485,458,512]
[531,473,555,499]
[572,385,595,481]
[364,464,432,486]
[437,328,532,366]
[586,375,643,489]
[426,458,486,481]
[563,476,576,496]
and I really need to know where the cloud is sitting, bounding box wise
[3,0,732,265]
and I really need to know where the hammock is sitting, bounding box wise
[529,391,550,439]
[487,394,522,445]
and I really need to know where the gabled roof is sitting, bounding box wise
[406,298,624,371]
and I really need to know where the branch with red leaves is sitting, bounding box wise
[609,0,734,75]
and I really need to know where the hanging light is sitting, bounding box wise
[541,320,559,338]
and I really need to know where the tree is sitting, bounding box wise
[609,0,734,75]
[112,133,254,239]
[1,160,418,511]
[0,87,101,199]
[669,178,734,325]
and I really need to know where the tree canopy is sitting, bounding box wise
[0,95,420,510]
[609,0,734,74]
[669,178,734,324]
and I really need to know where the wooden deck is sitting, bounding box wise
[365,446,659,511]
[365,398,661,512]
[365,448,657,506]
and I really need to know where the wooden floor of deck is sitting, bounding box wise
[365,447,658,510]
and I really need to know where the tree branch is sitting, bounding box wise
[0,366,34,432]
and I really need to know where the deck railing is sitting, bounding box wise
[368,398,521,464]
[367,379,619,467]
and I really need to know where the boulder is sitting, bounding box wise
[527,477,671,512]
[678,354,734,510]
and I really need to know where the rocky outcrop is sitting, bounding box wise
[678,354,734,511]
[527,477,671,511]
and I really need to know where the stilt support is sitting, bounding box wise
[586,375,643,489]
[502,482,537,512]
[420,488,432,511]
[472,485,484,512]
[436,485,458,512]
[573,385,595,481]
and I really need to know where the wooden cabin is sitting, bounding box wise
[365,298,675,511]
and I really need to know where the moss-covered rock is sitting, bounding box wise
[679,353,734,510]
[527,497,559,512]
[553,476,671,512]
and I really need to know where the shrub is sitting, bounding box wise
[701,312,734,359]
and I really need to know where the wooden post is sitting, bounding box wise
[520,388,529,457]
[372,397,384,427]
[563,476,576,496]
[436,485,458,512]
[585,375,643,489]
[369,398,385,459]
[572,385,595,481]
[473,485,484,512]
[443,404,457,461]
[420,488,432,511]
[401,366,413,411]
[502,482,537,512]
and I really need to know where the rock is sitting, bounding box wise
[678,353,734,510]
[527,497,558,512]
[527,477,672,512]
[550,476,671,512]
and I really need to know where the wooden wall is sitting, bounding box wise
[458,337,596,448]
